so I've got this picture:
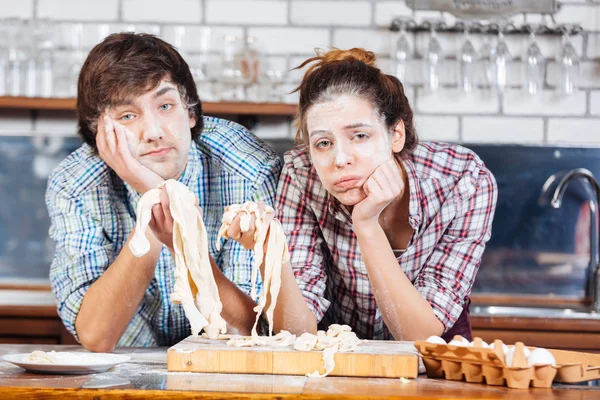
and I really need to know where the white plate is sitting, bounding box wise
[3,352,131,375]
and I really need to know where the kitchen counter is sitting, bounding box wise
[3,289,600,350]
[1,344,598,399]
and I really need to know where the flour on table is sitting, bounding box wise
[129,179,226,339]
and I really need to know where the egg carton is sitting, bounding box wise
[551,348,600,384]
[414,336,600,389]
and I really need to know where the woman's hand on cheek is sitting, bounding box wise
[351,159,404,227]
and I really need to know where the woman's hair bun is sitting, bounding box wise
[318,47,377,67]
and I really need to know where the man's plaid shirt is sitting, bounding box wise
[46,117,281,346]
[276,142,497,340]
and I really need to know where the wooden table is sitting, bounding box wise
[0,344,598,399]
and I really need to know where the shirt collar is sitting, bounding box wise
[400,154,424,233]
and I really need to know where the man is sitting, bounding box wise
[46,33,281,351]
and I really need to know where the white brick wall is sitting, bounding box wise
[462,117,544,144]
[333,28,393,55]
[413,115,459,142]
[2,0,600,146]
[591,92,600,116]
[38,0,119,21]
[0,0,33,19]
[554,4,600,32]
[248,27,329,55]
[548,119,600,144]
[374,1,413,27]
[206,0,287,25]
[123,0,202,23]
[503,90,586,116]
[416,89,499,114]
[291,1,371,27]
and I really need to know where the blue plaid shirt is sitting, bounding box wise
[46,117,281,347]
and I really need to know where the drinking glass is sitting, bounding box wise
[459,27,476,93]
[425,25,443,92]
[491,29,510,92]
[558,30,579,95]
[524,28,545,95]
[393,25,411,83]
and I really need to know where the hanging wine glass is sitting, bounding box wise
[425,23,443,92]
[491,26,511,93]
[393,22,411,83]
[458,24,476,93]
[558,28,579,95]
[524,26,545,96]
[478,33,494,89]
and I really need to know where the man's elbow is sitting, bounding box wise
[77,326,118,353]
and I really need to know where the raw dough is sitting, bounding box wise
[216,202,290,339]
[130,180,227,339]
[225,323,362,378]
[28,350,58,364]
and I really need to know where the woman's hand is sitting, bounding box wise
[96,115,164,194]
[225,202,275,252]
[351,159,404,227]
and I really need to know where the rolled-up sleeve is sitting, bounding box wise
[46,186,113,342]
[414,168,497,332]
[276,158,330,322]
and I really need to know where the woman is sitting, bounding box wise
[229,48,497,341]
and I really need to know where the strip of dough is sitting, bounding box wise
[129,179,226,339]
[216,202,289,339]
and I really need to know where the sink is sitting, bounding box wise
[471,305,600,320]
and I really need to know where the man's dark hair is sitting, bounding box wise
[76,32,203,149]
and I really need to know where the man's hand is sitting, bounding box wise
[97,115,163,194]
[226,202,274,252]
[148,188,203,253]
[351,159,405,226]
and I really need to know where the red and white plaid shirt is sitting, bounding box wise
[276,142,497,340]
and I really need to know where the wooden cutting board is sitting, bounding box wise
[167,335,419,378]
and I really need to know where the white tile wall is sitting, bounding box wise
[503,90,586,116]
[291,1,371,27]
[587,33,600,59]
[3,0,600,145]
[248,27,329,55]
[591,92,600,116]
[462,117,544,144]
[374,1,413,27]
[416,89,499,114]
[0,0,33,19]
[548,119,600,144]
[123,0,202,23]
[333,28,393,55]
[206,0,287,25]
[413,115,459,142]
[554,4,600,32]
[38,0,119,21]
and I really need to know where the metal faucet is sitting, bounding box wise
[540,168,600,313]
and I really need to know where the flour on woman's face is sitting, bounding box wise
[307,95,401,206]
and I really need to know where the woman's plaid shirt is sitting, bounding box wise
[276,142,497,340]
